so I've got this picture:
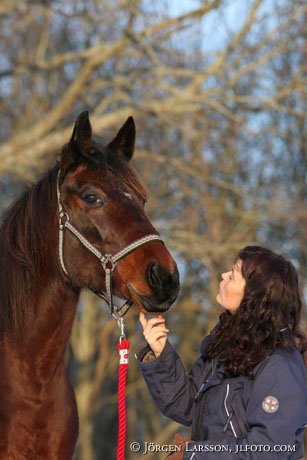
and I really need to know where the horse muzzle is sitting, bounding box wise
[127,262,180,313]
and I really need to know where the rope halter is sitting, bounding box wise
[56,171,163,318]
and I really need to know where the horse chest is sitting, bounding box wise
[0,358,78,459]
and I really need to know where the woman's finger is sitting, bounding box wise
[139,312,147,330]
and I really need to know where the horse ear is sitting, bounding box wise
[70,110,92,155]
[107,116,135,162]
[59,111,92,171]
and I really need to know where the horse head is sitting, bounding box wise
[57,111,179,315]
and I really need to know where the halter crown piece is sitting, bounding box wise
[56,170,163,318]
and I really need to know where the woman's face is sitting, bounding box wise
[216,259,246,313]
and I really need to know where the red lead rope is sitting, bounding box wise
[117,337,130,460]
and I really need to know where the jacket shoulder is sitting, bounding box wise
[255,346,306,373]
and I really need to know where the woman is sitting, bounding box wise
[137,246,307,459]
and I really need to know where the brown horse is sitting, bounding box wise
[0,112,179,459]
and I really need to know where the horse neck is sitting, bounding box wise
[3,235,81,383]
[0,167,80,374]
[28,275,80,377]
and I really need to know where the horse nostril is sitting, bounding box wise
[146,261,179,302]
[147,262,161,291]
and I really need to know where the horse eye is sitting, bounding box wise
[83,194,104,205]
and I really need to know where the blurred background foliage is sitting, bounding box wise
[0,0,306,458]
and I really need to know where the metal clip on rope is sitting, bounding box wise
[117,317,127,348]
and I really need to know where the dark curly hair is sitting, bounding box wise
[206,246,307,377]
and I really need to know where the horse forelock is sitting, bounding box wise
[104,147,148,202]
[61,139,148,202]
[0,167,59,339]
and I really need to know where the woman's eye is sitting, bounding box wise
[83,194,104,205]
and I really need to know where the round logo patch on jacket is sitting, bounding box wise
[262,395,279,413]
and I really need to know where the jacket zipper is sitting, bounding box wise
[223,383,238,437]
[194,381,208,402]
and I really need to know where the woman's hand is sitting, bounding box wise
[165,434,191,459]
[139,312,169,358]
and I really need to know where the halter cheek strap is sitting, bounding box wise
[56,171,163,318]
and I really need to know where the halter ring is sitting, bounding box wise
[102,255,117,272]
[59,210,69,228]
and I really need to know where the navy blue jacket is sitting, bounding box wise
[137,333,307,459]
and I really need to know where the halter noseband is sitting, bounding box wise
[56,170,163,318]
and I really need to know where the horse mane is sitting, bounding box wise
[0,166,59,340]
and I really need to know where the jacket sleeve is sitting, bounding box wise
[182,349,307,460]
[137,340,207,426]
